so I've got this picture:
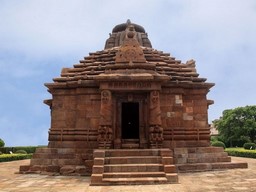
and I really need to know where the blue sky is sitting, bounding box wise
[0,0,256,146]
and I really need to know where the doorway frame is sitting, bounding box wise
[113,93,148,149]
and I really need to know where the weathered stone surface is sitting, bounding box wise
[19,165,30,172]
[46,165,60,173]
[60,165,76,175]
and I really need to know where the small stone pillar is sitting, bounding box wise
[149,91,163,148]
[98,90,113,148]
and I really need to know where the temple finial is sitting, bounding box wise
[126,19,131,25]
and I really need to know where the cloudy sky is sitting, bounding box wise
[1,0,255,146]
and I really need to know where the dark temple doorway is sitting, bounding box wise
[121,102,139,139]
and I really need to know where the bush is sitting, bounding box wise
[0,138,5,147]
[225,148,256,158]
[0,151,2,155]
[243,143,256,150]
[0,146,45,154]
[0,154,32,162]
[210,136,218,143]
[15,150,27,154]
[211,141,226,149]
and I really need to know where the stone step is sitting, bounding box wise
[166,173,179,183]
[104,164,164,172]
[186,157,231,163]
[175,156,231,164]
[211,162,248,170]
[102,177,168,185]
[105,149,161,157]
[174,147,225,155]
[177,162,248,172]
[90,148,178,186]
[104,156,162,164]
[103,171,166,178]
[121,143,140,149]
[122,139,140,143]
[187,152,228,158]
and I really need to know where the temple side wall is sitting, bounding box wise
[160,87,210,148]
[48,88,101,149]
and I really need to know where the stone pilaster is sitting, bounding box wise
[98,90,113,148]
[149,91,163,148]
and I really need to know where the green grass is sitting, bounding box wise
[0,154,32,162]
[225,147,256,158]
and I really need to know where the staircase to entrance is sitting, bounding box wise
[90,148,178,185]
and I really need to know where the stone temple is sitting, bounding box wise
[20,20,247,185]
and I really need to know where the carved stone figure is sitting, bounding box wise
[149,124,164,148]
[99,90,113,148]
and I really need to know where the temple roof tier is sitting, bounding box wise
[46,20,214,90]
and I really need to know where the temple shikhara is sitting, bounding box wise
[20,20,247,185]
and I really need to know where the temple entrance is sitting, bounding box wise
[114,93,147,149]
[121,102,139,139]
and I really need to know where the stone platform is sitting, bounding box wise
[19,146,247,183]
[1,157,256,192]
[174,147,248,172]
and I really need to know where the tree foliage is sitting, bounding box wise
[0,138,5,148]
[214,105,256,147]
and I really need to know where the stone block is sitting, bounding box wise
[51,120,66,128]
[92,165,104,174]
[51,111,66,121]
[187,158,197,163]
[30,165,42,172]
[94,158,104,165]
[91,174,103,184]
[75,165,87,175]
[164,165,177,173]
[19,165,30,172]
[193,106,207,114]
[60,165,76,175]
[174,157,187,164]
[58,158,83,165]
[185,107,193,113]
[195,120,207,127]
[211,162,248,169]
[160,149,172,156]
[194,114,207,120]
[30,159,52,166]
[93,150,105,158]
[166,173,179,183]
[183,121,194,128]
[162,157,173,165]
[75,118,86,127]
[183,113,193,120]
[90,118,100,129]
[47,165,60,172]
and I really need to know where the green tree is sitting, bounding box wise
[214,106,256,147]
[0,138,5,147]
